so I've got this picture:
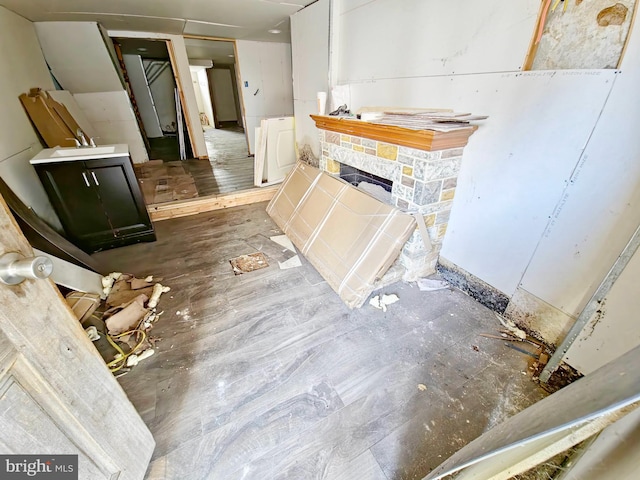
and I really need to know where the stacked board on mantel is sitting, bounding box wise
[359,108,487,132]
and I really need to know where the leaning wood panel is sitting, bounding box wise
[310,115,476,151]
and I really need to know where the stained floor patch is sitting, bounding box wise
[229,252,269,275]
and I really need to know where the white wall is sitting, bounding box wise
[34,22,148,163]
[0,6,61,230]
[123,54,163,138]
[211,68,237,122]
[319,0,640,347]
[236,40,294,154]
[557,21,640,374]
[291,0,330,159]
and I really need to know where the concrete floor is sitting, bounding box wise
[94,202,546,480]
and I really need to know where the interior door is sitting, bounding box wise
[265,116,296,184]
[0,193,154,479]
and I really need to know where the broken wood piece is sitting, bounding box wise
[495,313,527,339]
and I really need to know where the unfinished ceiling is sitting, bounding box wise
[0,0,316,42]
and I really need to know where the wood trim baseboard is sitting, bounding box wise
[148,186,278,221]
[310,115,477,151]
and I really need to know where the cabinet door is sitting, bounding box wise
[35,162,113,247]
[85,157,152,238]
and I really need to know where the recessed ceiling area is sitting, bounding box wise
[184,38,236,65]
[115,38,170,59]
[0,0,317,42]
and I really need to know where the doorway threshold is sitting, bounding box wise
[147,186,279,221]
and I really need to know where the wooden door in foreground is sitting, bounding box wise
[0,192,154,479]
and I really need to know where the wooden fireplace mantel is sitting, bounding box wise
[311,115,478,152]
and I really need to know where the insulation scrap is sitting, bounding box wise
[148,283,171,308]
[71,273,171,374]
[495,314,527,340]
[102,272,123,296]
[85,326,100,342]
[369,293,400,312]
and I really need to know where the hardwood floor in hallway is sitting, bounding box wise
[93,202,547,480]
[137,126,253,204]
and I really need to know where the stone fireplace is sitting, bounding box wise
[312,115,477,282]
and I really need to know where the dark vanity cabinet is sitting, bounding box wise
[34,156,156,253]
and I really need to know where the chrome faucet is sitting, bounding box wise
[73,129,98,148]
[77,129,89,147]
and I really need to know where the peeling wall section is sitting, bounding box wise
[532,0,636,69]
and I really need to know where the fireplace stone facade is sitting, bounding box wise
[318,128,465,282]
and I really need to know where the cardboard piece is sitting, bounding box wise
[266,162,416,308]
[66,292,102,322]
[19,88,84,148]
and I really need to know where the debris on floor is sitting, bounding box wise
[230,252,270,275]
[271,234,302,270]
[65,273,168,376]
[417,278,450,291]
[495,313,527,339]
[134,160,198,204]
[369,293,400,312]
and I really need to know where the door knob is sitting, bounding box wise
[0,252,53,285]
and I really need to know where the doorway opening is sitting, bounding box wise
[113,38,194,162]
[112,36,254,204]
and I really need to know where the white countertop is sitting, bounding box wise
[30,144,130,164]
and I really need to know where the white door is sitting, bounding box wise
[265,116,296,184]
[0,193,154,479]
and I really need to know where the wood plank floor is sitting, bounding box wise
[93,203,547,480]
[138,127,254,205]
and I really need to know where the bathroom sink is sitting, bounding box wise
[53,146,116,157]
[30,144,129,164]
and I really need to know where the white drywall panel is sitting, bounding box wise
[34,22,123,93]
[74,92,148,163]
[337,0,539,83]
[190,69,206,115]
[196,69,215,126]
[211,69,238,122]
[519,23,640,318]
[236,40,294,154]
[145,59,178,134]
[347,70,616,295]
[123,55,163,138]
[291,0,330,158]
[108,30,208,159]
[0,6,61,230]
[564,245,640,375]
